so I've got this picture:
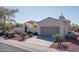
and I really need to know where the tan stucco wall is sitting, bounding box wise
[59,20,65,35]
[38,18,59,27]
[64,21,70,35]
[25,23,40,34]
[59,19,70,35]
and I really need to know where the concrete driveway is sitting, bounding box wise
[37,35,56,42]
[24,36,53,47]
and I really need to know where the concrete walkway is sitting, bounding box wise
[0,37,63,52]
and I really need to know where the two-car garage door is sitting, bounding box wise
[40,27,59,36]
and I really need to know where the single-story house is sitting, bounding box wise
[70,24,79,32]
[24,15,71,36]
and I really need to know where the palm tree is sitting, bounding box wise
[52,34,65,48]
[0,7,18,30]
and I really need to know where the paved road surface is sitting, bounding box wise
[0,42,30,52]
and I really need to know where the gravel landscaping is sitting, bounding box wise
[50,38,79,52]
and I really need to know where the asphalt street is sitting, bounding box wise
[0,42,30,52]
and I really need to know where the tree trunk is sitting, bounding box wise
[58,41,62,48]
[59,41,62,46]
[21,36,25,41]
[58,42,60,48]
[58,43,60,48]
[4,17,6,30]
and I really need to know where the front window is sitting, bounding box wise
[34,25,37,28]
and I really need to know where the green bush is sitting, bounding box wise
[52,34,64,41]
[21,32,28,36]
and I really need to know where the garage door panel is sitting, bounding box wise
[40,27,59,36]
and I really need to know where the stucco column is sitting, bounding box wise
[59,20,65,35]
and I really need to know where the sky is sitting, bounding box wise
[4,6,79,25]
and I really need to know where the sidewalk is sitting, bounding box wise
[0,37,63,52]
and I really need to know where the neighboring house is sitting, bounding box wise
[24,15,71,36]
[24,20,40,34]
[70,24,79,32]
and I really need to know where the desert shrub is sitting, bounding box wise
[20,32,28,36]
[53,34,64,41]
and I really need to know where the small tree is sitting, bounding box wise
[20,32,28,41]
[52,34,65,48]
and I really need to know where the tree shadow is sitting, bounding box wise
[49,42,68,51]
[37,35,56,42]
